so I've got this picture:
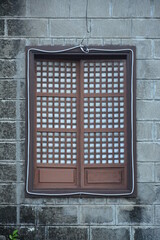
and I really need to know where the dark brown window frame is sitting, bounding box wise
[26,45,136,197]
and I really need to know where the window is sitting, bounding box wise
[26,46,136,196]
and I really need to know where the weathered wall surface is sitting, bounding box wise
[0,0,160,239]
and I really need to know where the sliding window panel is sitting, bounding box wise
[80,60,129,191]
[31,60,80,190]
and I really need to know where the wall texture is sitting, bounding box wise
[0,0,160,239]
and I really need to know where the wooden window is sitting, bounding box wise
[26,46,136,196]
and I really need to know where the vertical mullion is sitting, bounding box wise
[118,61,120,93]
[78,60,84,188]
[75,62,81,188]
[53,132,55,164]
[94,98,96,164]
[65,97,66,129]
[65,133,67,165]
[112,62,114,94]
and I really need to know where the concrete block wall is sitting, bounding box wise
[0,0,160,239]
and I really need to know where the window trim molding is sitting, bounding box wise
[26,45,136,197]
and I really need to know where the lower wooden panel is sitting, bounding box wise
[84,167,126,189]
[39,168,75,183]
[34,168,77,189]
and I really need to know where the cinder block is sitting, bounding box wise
[137,142,160,162]
[68,198,80,205]
[118,198,136,206]
[0,60,16,78]
[0,206,16,224]
[137,100,160,120]
[111,39,122,45]
[0,80,25,101]
[155,164,160,182]
[51,19,87,37]
[0,184,16,204]
[103,39,112,45]
[137,163,154,182]
[39,38,52,45]
[80,198,96,205]
[7,19,48,37]
[16,59,25,79]
[154,40,160,58]
[64,39,77,45]
[112,0,151,17]
[20,80,26,99]
[48,227,89,240]
[94,198,107,205]
[88,38,103,46]
[0,143,16,160]
[0,81,17,99]
[76,38,88,46]
[20,100,25,121]
[133,227,160,240]
[80,206,114,224]
[69,0,86,17]
[16,163,25,183]
[88,0,110,17]
[26,38,40,46]
[53,39,65,46]
[20,206,36,224]
[137,183,156,205]
[38,206,78,225]
[0,122,16,139]
[20,121,25,140]
[137,60,160,79]
[155,123,160,140]
[55,198,69,205]
[117,206,153,225]
[153,0,160,17]
[0,40,25,59]
[155,186,160,204]
[155,80,160,99]
[91,19,131,37]
[20,141,25,160]
[137,80,154,100]
[0,20,4,36]
[70,0,110,18]
[19,227,45,240]
[0,227,45,240]
[0,0,26,16]
[155,205,160,225]
[137,122,153,141]
[29,0,69,17]
[0,164,16,182]
[91,227,130,240]
[132,20,160,38]
[0,101,16,119]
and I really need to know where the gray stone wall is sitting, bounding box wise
[0,0,160,239]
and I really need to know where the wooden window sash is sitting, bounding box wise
[80,60,128,190]
[26,46,136,197]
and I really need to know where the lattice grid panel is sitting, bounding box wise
[84,132,125,165]
[36,61,77,94]
[84,96,124,129]
[36,132,77,164]
[83,60,126,165]
[35,60,78,166]
[36,97,77,129]
[83,61,125,94]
